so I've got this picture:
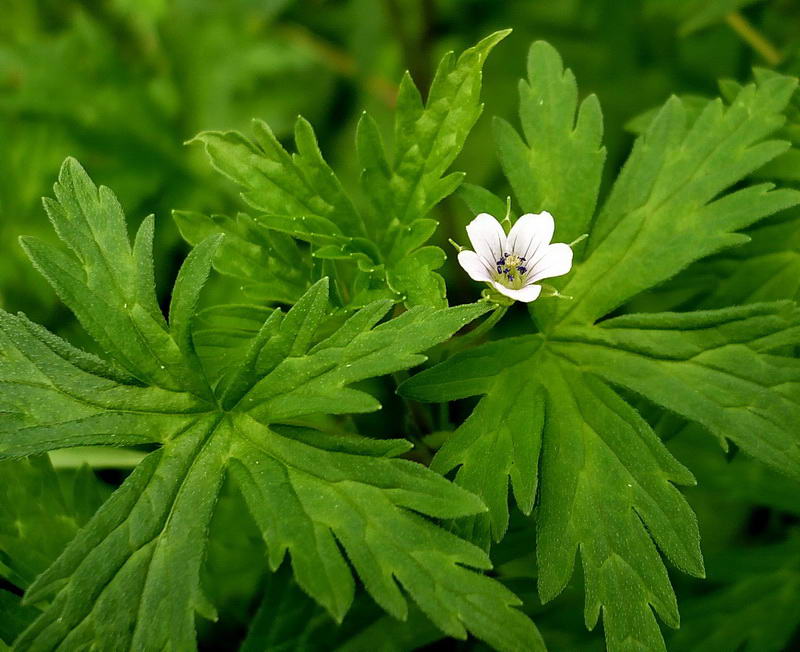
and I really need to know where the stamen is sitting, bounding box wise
[494,252,528,288]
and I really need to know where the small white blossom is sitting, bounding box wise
[457,211,573,302]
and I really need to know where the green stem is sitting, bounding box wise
[447,304,508,353]
[725,11,781,66]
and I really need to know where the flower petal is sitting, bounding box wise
[528,243,573,283]
[491,281,542,303]
[457,250,493,282]
[466,213,506,265]
[507,212,554,262]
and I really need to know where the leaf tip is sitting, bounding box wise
[61,155,82,172]
[184,133,206,147]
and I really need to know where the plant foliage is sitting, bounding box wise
[2,25,800,652]
[400,41,800,651]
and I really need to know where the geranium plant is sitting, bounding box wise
[1,30,799,652]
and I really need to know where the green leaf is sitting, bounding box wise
[552,302,800,479]
[4,160,543,652]
[555,74,800,327]
[168,233,224,373]
[190,115,381,292]
[364,30,510,230]
[400,335,544,404]
[493,41,605,246]
[670,536,800,652]
[192,117,366,241]
[239,299,494,423]
[401,50,800,652]
[20,158,214,396]
[385,246,447,307]
[16,418,229,651]
[192,303,276,386]
[687,211,800,308]
[402,344,703,651]
[0,311,206,458]
[404,302,800,649]
[541,360,703,650]
[403,336,546,545]
[625,95,710,136]
[192,32,509,308]
[458,183,508,219]
[231,418,542,651]
[359,30,510,306]
[0,456,106,589]
[402,304,799,646]
[668,423,800,518]
[173,210,310,304]
[240,566,333,652]
[0,590,37,647]
[436,378,545,547]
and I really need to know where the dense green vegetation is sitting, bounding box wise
[1,2,799,650]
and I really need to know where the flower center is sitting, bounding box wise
[495,252,528,288]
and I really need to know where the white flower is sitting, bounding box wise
[457,211,573,302]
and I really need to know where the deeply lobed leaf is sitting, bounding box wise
[402,46,800,652]
[173,209,310,304]
[1,159,544,650]
[552,302,800,479]
[0,311,204,458]
[20,158,224,398]
[555,73,800,327]
[231,419,543,651]
[493,40,605,247]
[192,31,509,308]
[402,339,704,651]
